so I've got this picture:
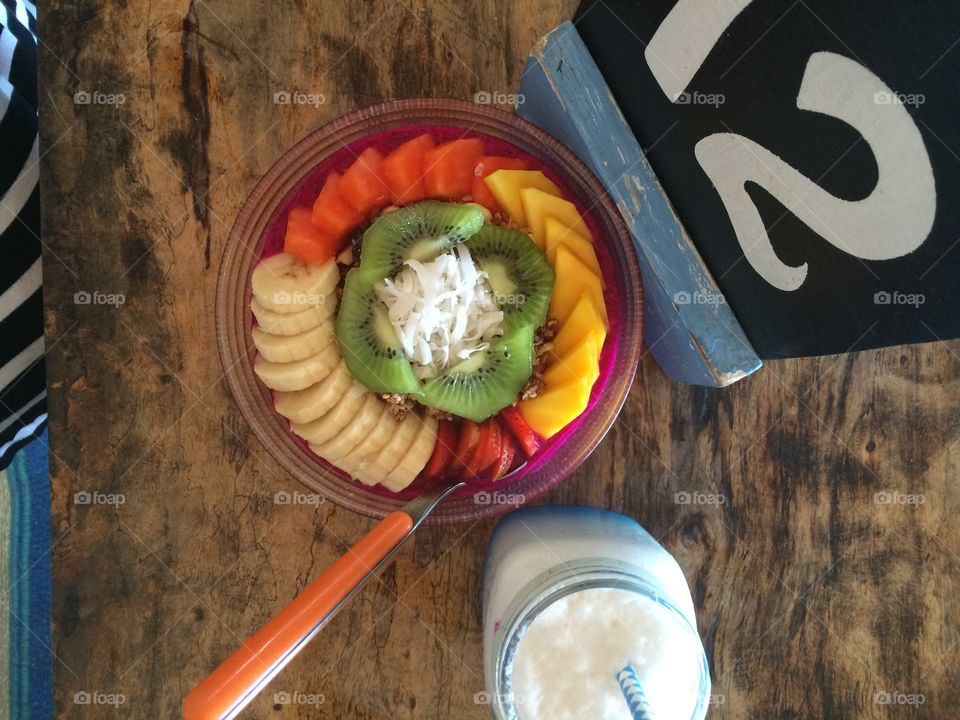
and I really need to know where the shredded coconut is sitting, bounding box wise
[376,246,504,379]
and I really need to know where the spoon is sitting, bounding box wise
[182,480,467,720]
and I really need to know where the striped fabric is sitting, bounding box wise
[0,430,52,719]
[0,0,44,471]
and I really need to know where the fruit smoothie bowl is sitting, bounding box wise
[216,99,643,523]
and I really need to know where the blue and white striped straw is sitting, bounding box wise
[615,664,655,720]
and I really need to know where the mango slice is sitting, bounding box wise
[548,244,607,326]
[519,376,593,439]
[484,170,562,227]
[521,188,592,249]
[550,293,607,361]
[544,216,603,281]
[543,335,601,388]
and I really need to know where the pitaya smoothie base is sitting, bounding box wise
[251,124,623,501]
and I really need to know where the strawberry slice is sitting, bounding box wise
[311,171,363,239]
[382,133,435,204]
[466,419,502,478]
[339,147,392,215]
[422,419,457,479]
[448,419,480,474]
[509,436,529,473]
[283,206,340,264]
[499,406,539,457]
[489,433,516,482]
[471,156,528,211]
[423,138,485,199]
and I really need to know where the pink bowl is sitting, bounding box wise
[216,99,643,524]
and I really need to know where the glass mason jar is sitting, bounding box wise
[482,506,711,720]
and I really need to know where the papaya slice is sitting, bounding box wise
[382,133,436,204]
[423,138,485,199]
[311,171,363,239]
[339,147,392,214]
[284,206,340,265]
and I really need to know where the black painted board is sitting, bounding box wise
[575,0,959,358]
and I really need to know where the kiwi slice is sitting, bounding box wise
[335,267,423,396]
[465,224,555,332]
[421,326,534,422]
[359,201,485,279]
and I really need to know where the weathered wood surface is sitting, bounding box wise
[39,1,959,718]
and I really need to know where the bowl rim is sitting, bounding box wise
[216,98,643,524]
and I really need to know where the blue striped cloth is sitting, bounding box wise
[2,431,52,718]
[0,0,46,470]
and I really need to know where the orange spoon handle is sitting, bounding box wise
[182,511,414,720]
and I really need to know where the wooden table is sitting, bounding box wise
[40,1,959,718]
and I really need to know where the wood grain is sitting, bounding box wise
[38,1,959,718]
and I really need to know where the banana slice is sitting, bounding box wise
[274,360,352,424]
[291,383,369,446]
[339,409,401,482]
[311,395,387,464]
[254,343,340,391]
[381,415,438,492]
[252,321,336,363]
[251,298,333,336]
[355,413,421,486]
[251,253,339,313]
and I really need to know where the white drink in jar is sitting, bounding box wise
[482,507,710,720]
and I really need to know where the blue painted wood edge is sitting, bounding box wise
[516,21,762,387]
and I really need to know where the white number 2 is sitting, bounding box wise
[645,0,936,291]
